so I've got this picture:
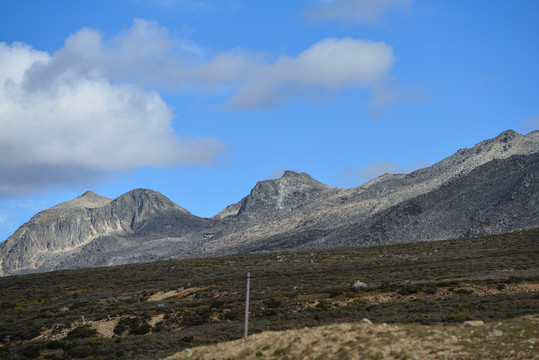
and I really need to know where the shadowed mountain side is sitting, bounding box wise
[101,189,217,238]
[327,151,539,247]
[196,152,539,256]
[196,131,539,256]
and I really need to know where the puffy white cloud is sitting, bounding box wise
[304,0,414,25]
[0,39,226,197]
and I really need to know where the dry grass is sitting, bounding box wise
[166,315,539,360]
[0,228,537,359]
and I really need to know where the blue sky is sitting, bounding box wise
[0,0,538,242]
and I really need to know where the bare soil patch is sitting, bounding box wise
[148,286,208,302]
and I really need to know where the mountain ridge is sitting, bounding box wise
[1,129,538,276]
[0,189,214,276]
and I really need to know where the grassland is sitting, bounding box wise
[0,228,537,359]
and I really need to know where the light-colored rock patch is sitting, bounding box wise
[148,286,208,302]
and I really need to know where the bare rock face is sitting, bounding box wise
[0,130,538,276]
[327,152,539,247]
[199,130,539,255]
[215,170,339,222]
[0,189,214,275]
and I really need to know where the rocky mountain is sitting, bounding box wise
[1,130,538,276]
[0,189,216,276]
[215,171,339,222]
[198,130,539,255]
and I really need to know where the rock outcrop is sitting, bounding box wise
[1,130,538,276]
[215,170,339,221]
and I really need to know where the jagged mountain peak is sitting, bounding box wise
[81,190,98,197]
[268,170,329,187]
[275,170,334,189]
[492,128,538,141]
[113,188,172,204]
[402,129,539,186]
[496,129,519,138]
[280,170,311,180]
[51,191,112,210]
[110,188,191,216]
[282,169,300,176]
[215,170,337,221]
[0,188,210,276]
[473,129,537,153]
[120,188,166,198]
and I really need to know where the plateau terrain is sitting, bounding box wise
[0,228,537,359]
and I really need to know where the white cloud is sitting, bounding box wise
[0,18,402,195]
[195,37,396,110]
[304,0,415,25]
[0,38,226,197]
[29,20,395,110]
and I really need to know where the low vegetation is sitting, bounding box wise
[0,228,537,359]
[166,316,539,360]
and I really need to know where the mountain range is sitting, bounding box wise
[1,129,538,276]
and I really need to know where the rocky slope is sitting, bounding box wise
[0,189,215,276]
[199,130,539,254]
[0,130,538,276]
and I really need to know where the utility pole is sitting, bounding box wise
[244,272,251,338]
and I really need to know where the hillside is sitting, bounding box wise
[0,228,537,359]
[0,129,538,276]
[166,316,539,360]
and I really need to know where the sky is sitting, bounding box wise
[0,0,538,242]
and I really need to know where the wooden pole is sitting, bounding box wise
[244,272,251,338]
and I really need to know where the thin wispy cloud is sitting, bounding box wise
[214,37,396,110]
[304,0,415,26]
[20,19,396,111]
[336,159,430,187]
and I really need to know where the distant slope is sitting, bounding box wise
[199,130,539,254]
[1,130,538,276]
[330,152,539,246]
